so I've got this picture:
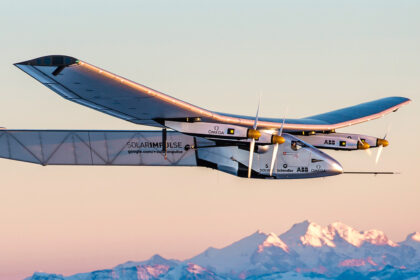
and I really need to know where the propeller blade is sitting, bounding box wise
[248,138,256,178]
[279,115,286,136]
[269,112,287,177]
[269,143,279,176]
[248,95,261,178]
[376,124,391,164]
[253,95,261,129]
[384,123,392,139]
[365,148,372,157]
[375,145,384,164]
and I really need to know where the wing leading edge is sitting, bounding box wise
[15,55,411,131]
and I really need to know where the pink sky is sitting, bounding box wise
[0,1,419,279]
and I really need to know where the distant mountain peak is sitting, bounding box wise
[362,229,398,247]
[279,220,312,245]
[280,220,339,248]
[408,232,420,242]
[279,220,399,249]
[258,232,289,253]
[149,254,166,262]
[401,232,420,248]
[329,221,363,247]
[300,221,336,247]
[115,253,178,269]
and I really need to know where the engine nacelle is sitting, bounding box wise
[296,132,386,151]
[333,133,386,148]
[296,134,358,150]
[165,121,282,145]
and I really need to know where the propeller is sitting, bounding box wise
[247,96,261,178]
[269,112,287,176]
[375,145,383,164]
[357,137,370,150]
[375,125,391,164]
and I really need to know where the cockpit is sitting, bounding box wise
[291,140,308,151]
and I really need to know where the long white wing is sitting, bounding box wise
[15,55,411,131]
[15,55,211,128]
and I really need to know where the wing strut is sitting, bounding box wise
[162,128,167,159]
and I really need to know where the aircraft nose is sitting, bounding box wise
[329,161,343,175]
[310,148,343,176]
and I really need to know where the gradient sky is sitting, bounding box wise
[0,1,419,279]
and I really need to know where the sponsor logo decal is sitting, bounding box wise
[324,139,335,145]
[311,164,326,172]
[278,168,293,173]
[261,163,293,173]
[276,163,293,172]
[297,167,308,172]
[126,141,184,154]
[127,141,182,149]
[208,126,225,135]
[283,152,299,158]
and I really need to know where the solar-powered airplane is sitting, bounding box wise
[0,55,411,179]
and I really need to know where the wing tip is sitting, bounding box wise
[403,97,412,103]
[390,96,412,103]
[14,55,78,67]
[393,96,412,108]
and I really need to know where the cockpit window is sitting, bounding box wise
[291,140,306,151]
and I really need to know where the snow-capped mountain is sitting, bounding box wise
[401,232,420,257]
[26,221,420,280]
[189,230,299,278]
[277,220,414,274]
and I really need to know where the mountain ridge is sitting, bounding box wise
[26,220,420,280]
